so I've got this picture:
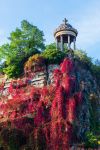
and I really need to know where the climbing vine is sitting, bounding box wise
[0,58,83,149]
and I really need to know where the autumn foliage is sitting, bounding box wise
[0,58,82,149]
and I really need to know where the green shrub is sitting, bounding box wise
[91,63,100,83]
[42,47,66,64]
[0,128,26,150]
[85,131,98,148]
[74,50,92,68]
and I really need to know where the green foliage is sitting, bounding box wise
[45,42,56,50]
[0,20,45,78]
[0,63,5,74]
[42,43,66,64]
[0,128,26,150]
[3,64,22,78]
[85,131,98,148]
[91,60,100,84]
[74,50,92,68]
[74,50,100,83]
[89,103,99,134]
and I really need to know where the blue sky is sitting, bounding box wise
[0,0,100,60]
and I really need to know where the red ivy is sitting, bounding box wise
[0,58,82,149]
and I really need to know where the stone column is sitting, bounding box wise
[73,37,76,50]
[56,38,58,50]
[60,35,63,51]
[68,35,70,49]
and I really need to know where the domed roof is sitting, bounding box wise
[54,18,78,37]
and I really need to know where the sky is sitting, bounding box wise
[0,0,100,60]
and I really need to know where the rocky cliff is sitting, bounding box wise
[0,54,99,149]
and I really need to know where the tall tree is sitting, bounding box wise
[0,20,45,78]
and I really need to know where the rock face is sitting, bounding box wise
[48,64,60,83]
[74,61,100,140]
[30,64,60,86]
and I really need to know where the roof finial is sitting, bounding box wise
[63,18,68,25]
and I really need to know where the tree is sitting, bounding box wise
[0,20,45,78]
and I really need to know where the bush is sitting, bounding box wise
[42,48,66,64]
[0,128,26,150]
[91,63,100,83]
[85,131,98,148]
[74,50,92,68]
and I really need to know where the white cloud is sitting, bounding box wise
[76,1,100,51]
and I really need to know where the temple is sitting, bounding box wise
[54,18,78,51]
